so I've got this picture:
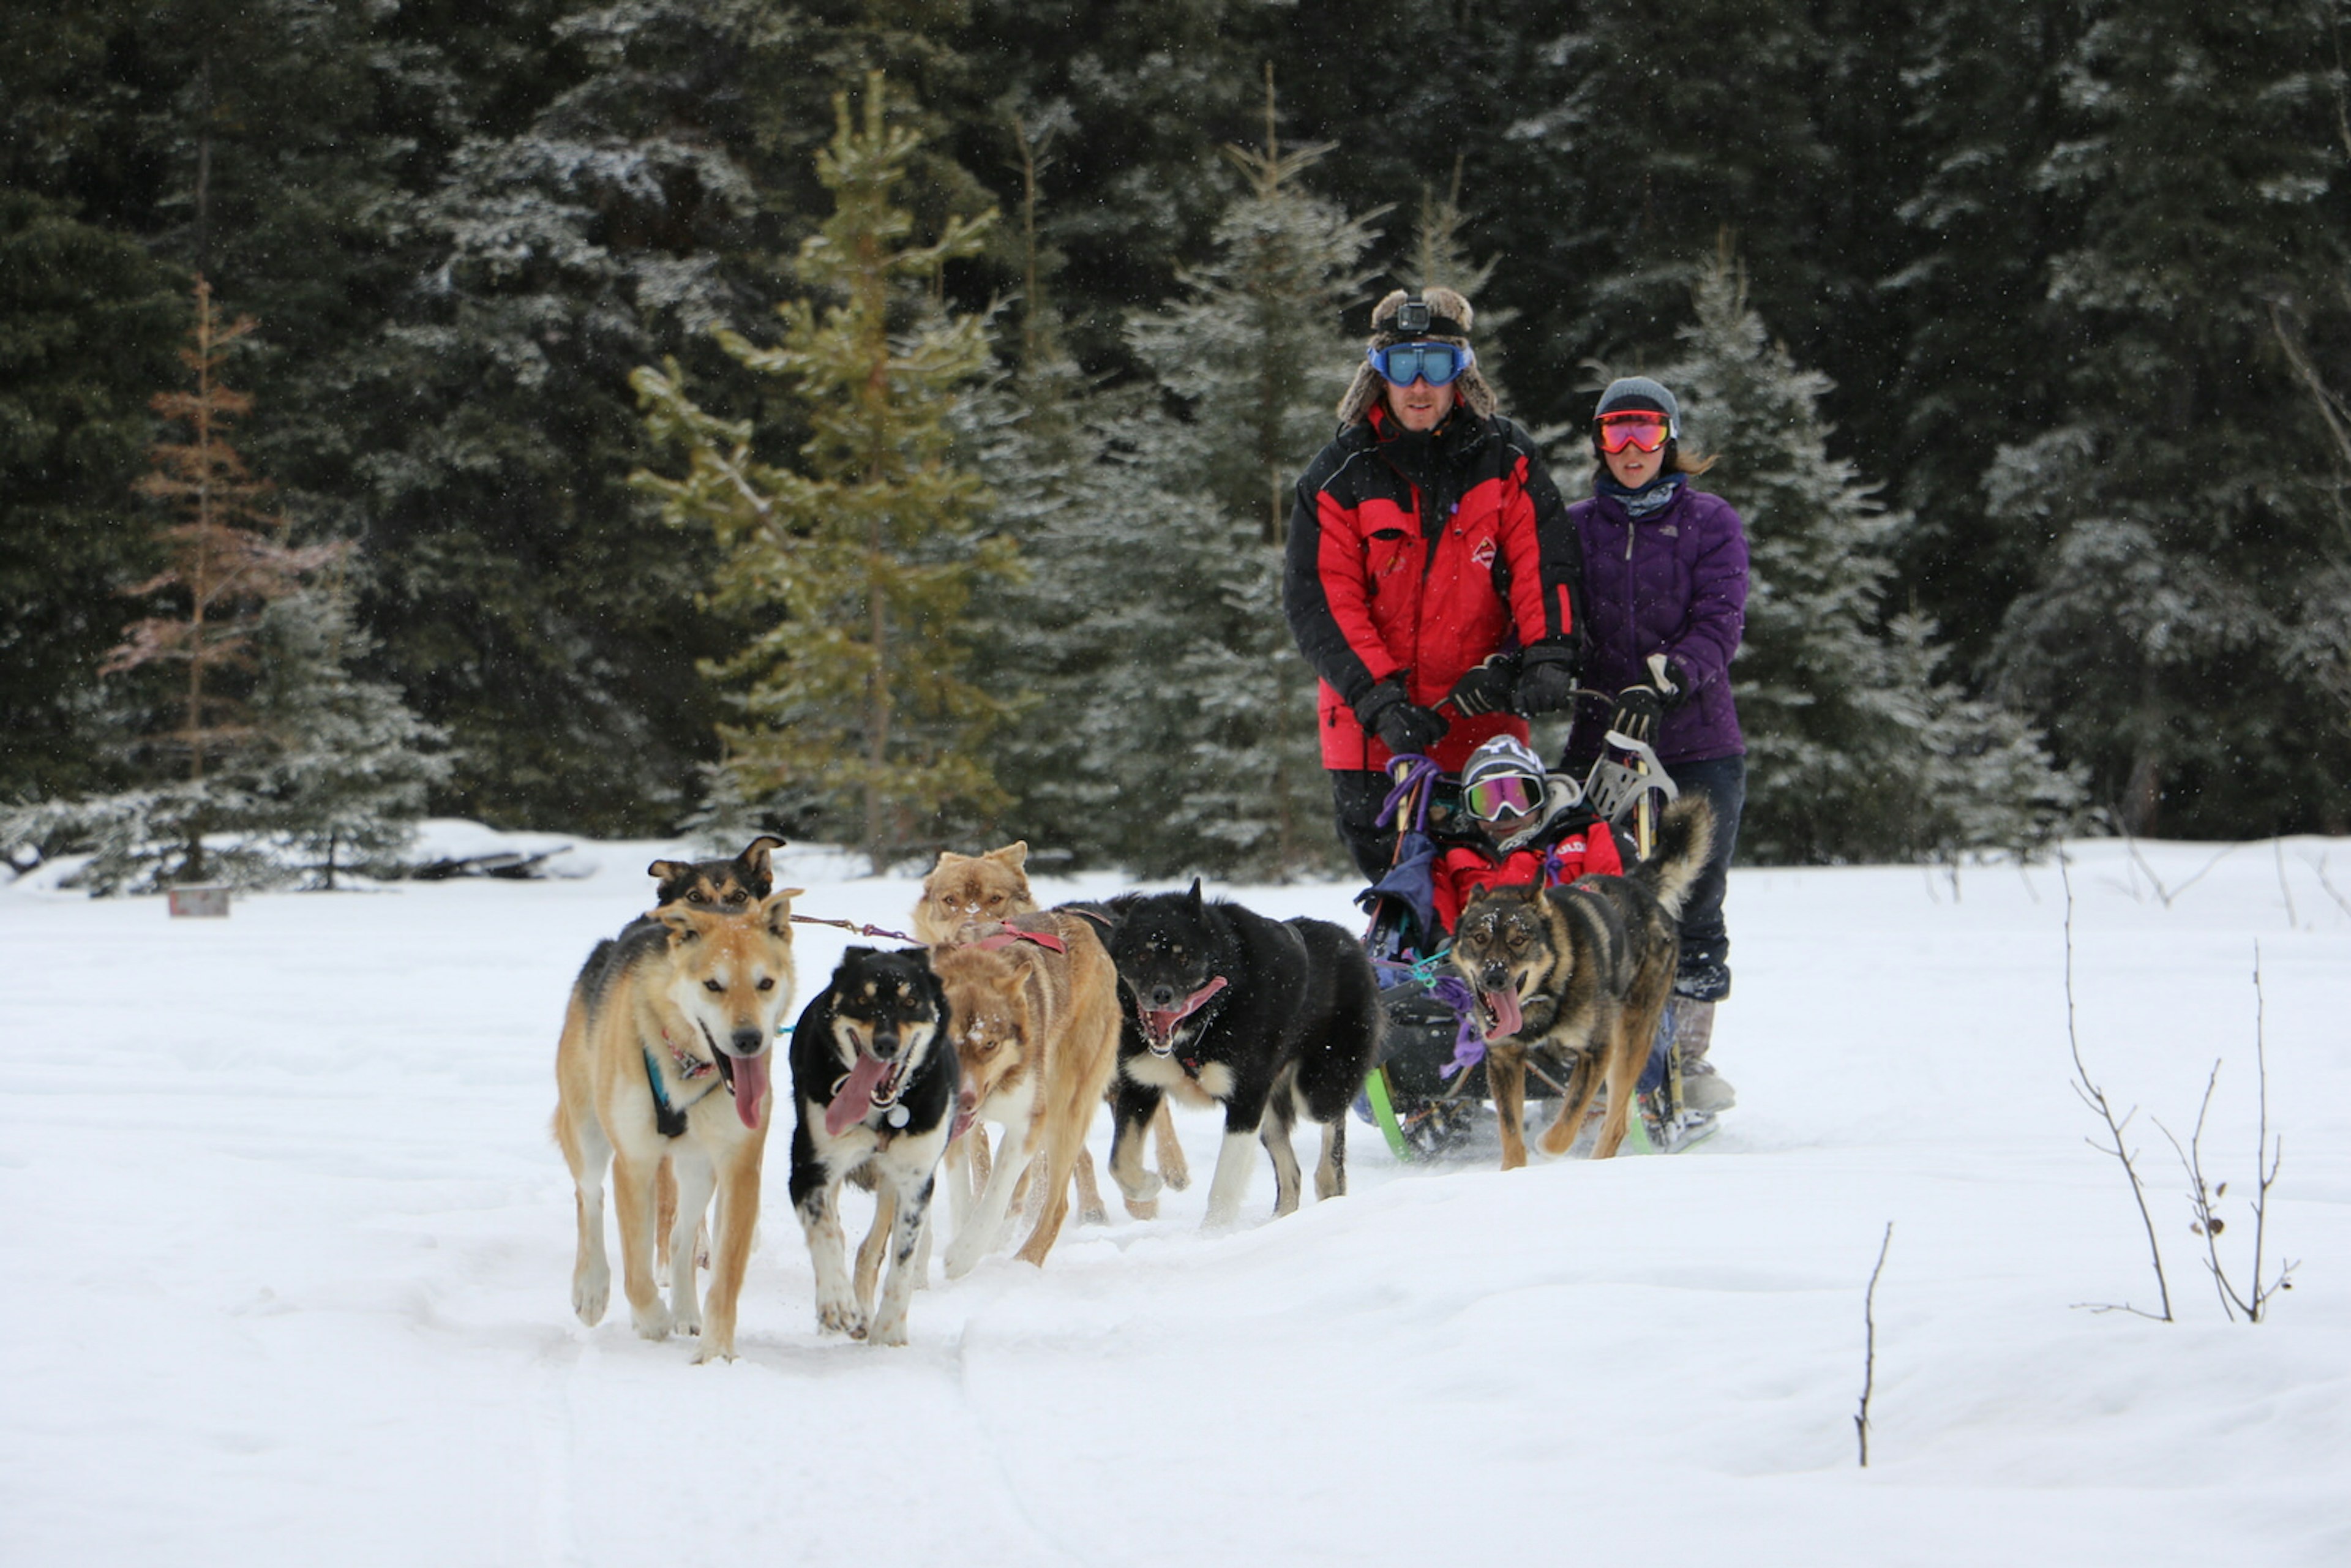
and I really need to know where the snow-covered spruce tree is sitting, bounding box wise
[1095,83,1380,880]
[1989,1,2351,837]
[243,583,454,890]
[1660,252,2077,863]
[632,72,1012,875]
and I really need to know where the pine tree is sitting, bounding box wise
[244,584,454,890]
[0,191,187,803]
[105,280,347,881]
[1096,74,1381,879]
[1989,0,2351,836]
[1662,251,2075,863]
[633,72,1011,874]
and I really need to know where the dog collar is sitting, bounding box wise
[642,1038,726,1138]
[660,1028,718,1080]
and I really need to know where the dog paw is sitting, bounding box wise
[1122,1197,1159,1221]
[631,1301,674,1340]
[1160,1170,1190,1193]
[1079,1202,1110,1226]
[691,1338,736,1365]
[572,1271,610,1326]
[868,1311,909,1348]
[942,1240,983,1281]
[816,1299,867,1340]
[1114,1170,1164,1204]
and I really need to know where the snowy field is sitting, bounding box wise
[4,825,2349,1567]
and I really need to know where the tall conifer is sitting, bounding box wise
[633,72,1010,874]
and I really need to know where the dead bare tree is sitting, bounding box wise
[2061,855,2174,1321]
[1855,1221,1892,1468]
[2154,946,2297,1323]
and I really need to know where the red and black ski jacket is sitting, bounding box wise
[1284,404,1580,772]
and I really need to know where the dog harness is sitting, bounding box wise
[643,1030,725,1139]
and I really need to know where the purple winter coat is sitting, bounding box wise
[1569,481,1748,766]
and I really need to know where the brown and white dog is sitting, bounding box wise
[552,891,801,1360]
[929,911,1123,1275]
[913,842,1190,1216]
[1449,795,1712,1168]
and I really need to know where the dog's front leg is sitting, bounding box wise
[610,1148,674,1338]
[947,1105,1036,1279]
[792,1146,866,1340]
[556,1111,613,1326]
[1203,1090,1271,1229]
[666,1149,718,1341]
[1108,1076,1166,1218]
[1487,1045,1531,1171]
[697,1141,763,1364]
[1537,1048,1602,1159]
[1256,1087,1303,1218]
[868,1166,939,1347]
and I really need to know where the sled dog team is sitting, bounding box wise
[553,807,1712,1356]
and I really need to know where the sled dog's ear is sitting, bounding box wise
[762,888,805,937]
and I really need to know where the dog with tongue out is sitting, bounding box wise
[1104,880,1383,1229]
[786,946,959,1348]
[552,888,803,1364]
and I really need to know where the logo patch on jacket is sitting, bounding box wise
[1471,536,1498,568]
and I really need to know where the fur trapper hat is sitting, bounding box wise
[1337,285,1500,427]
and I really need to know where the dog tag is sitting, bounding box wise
[885,1105,909,1128]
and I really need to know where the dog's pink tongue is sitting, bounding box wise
[825,1054,889,1137]
[732,1051,770,1130]
[1482,986,1523,1042]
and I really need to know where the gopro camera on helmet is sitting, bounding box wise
[1392,296,1432,334]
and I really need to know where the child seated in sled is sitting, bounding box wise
[1430,735,1622,936]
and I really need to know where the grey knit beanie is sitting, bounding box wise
[1593,376,1681,438]
[1337,286,1500,427]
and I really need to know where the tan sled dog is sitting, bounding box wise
[915,842,1189,1214]
[928,912,1122,1275]
[1450,797,1712,1169]
[553,891,800,1360]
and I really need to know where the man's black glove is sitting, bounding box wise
[1355,680,1449,756]
[1645,652,1693,709]
[1444,653,1521,717]
[1514,640,1581,716]
[1607,684,1663,746]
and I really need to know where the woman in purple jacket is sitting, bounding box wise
[1565,377,1747,1113]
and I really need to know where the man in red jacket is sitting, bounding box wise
[1284,286,1583,879]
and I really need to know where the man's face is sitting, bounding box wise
[1384,372,1457,433]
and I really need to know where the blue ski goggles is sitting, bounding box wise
[1367,340,1475,387]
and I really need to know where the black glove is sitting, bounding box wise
[1444,654,1521,717]
[1514,640,1581,716]
[1645,652,1693,710]
[1355,680,1449,756]
[1607,684,1663,746]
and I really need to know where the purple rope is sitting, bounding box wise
[1375,754,1439,835]
[1430,971,1488,1076]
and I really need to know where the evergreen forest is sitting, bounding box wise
[6,0,2350,885]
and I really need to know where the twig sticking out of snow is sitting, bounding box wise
[2062,855,2175,1322]
[1856,1221,1892,1469]
[2154,946,2297,1323]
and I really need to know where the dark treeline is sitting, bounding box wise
[6,0,2349,869]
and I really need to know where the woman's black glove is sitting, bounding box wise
[1645,652,1693,709]
[1607,684,1663,745]
[1444,654,1521,717]
[1513,640,1581,716]
[1355,680,1449,756]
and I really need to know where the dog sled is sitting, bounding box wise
[1356,688,1717,1161]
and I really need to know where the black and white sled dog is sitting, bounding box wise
[1104,883,1383,1227]
[786,947,959,1346]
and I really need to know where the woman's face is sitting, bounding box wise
[1603,435,1665,489]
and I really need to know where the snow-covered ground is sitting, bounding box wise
[4,827,2348,1566]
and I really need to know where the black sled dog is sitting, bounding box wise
[1105,883,1382,1228]
[1449,794,1714,1169]
[786,947,959,1346]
